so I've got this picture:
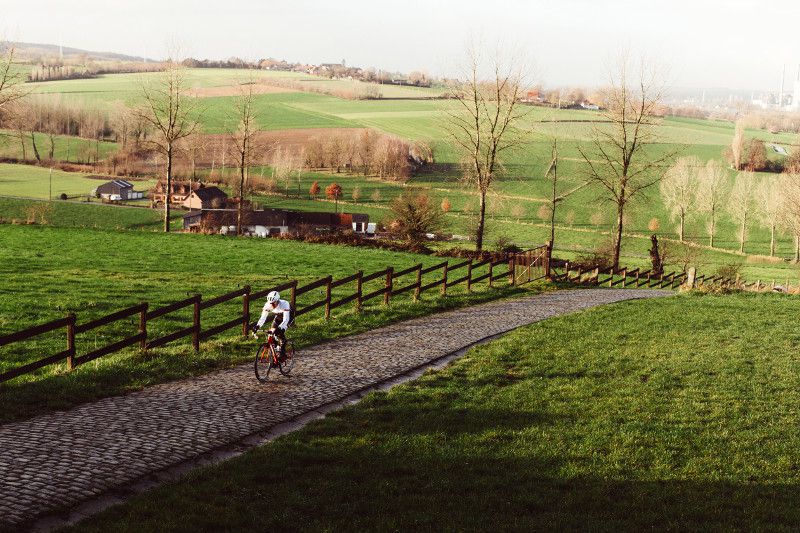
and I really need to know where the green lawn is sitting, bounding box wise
[68,292,800,532]
[0,224,538,423]
[0,163,149,199]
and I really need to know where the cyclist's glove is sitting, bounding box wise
[251,325,259,334]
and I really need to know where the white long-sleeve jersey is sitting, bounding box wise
[256,299,292,331]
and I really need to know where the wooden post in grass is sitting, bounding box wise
[545,240,552,278]
[646,270,651,288]
[290,280,297,311]
[441,263,449,295]
[414,264,422,301]
[325,276,333,318]
[192,294,201,352]
[576,266,583,283]
[242,286,250,336]
[140,303,148,350]
[66,313,76,370]
[527,251,532,282]
[355,270,363,313]
[488,261,494,288]
[467,259,474,292]
[509,258,515,285]
[385,267,393,305]
[621,268,627,288]
[608,268,614,287]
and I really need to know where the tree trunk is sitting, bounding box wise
[164,147,172,233]
[30,132,41,162]
[613,203,624,270]
[649,234,663,276]
[739,213,746,254]
[679,209,685,242]
[18,131,26,160]
[48,134,55,160]
[795,234,799,262]
[770,224,775,257]
[709,209,715,248]
[237,153,245,237]
[475,191,487,252]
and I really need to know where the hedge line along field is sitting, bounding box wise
[0,223,538,423]
[65,292,800,532]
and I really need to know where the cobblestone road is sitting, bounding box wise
[0,289,670,527]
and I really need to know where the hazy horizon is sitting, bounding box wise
[6,0,800,92]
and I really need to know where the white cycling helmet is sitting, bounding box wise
[266,291,280,304]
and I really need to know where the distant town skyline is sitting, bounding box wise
[5,0,800,92]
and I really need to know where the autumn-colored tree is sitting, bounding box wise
[727,172,759,253]
[648,217,660,232]
[697,159,729,248]
[370,189,382,203]
[441,198,451,213]
[660,156,700,242]
[730,119,745,170]
[326,182,343,212]
[352,186,362,202]
[309,181,320,199]
[756,176,784,257]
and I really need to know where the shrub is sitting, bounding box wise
[386,191,447,244]
[571,240,614,271]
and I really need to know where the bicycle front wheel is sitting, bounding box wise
[254,343,276,383]
[279,341,296,376]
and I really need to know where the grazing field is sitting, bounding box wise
[0,224,536,422]
[0,163,148,199]
[67,292,800,532]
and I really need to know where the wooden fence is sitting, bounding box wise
[549,263,740,290]
[0,246,550,384]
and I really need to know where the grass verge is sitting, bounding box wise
[67,292,800,531]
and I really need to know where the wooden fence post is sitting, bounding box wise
[66,313,76,370]
[608,268,614,287]
[192,294,201,352]
[576,266,583,283]
[593,267,599,285]
[290,280,297,311]
[140,303,148,350]
[441,262,449,295]
[467,259,474,292]
[545,240,552,278]
[509,257,515,285]
[488,261,494,288]
[242,286,251,336]
[385,267,393,305]
[414,264,422,301]
[527,251,532,283]
[621,269,627,288]
[355,270,363,313]
[325,276,333,318]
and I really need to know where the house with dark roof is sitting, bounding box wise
[95,179,144,201]
[150,181,202,206]
[183,208,372,237]
[182,186,229,210]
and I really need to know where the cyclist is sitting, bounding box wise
[251,291,293,361]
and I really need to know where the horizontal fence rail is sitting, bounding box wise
[0,246,552,385]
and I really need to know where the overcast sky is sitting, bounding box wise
[4,0,800,91]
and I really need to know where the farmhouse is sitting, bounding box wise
[182,186,228,210]
[183,208,373,237]
[94,179,145,201]
[150,181,201,206]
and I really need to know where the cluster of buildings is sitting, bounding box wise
[94,179,373,237]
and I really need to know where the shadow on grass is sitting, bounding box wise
[66,400,800,532]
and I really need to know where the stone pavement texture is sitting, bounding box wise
[0,288,670,528]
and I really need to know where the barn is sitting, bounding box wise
[95,180,144,201]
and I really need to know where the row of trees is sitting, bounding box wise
[662,156,800,258]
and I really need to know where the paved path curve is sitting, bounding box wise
[0,288,670,528]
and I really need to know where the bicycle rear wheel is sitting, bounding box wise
[254,343,276,383]
[279,341,296,376]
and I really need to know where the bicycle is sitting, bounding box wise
[252,329,296,382]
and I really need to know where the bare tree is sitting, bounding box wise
[730,119,745,171]
[780,174,800,261]
[578,55,676,269]
[0,43,27,114]
[757,176,784,257]
[230,79,261,236]
[660,156,700,242]
[727,171,758,254]
[543,137,590,247]
[696,159,728,248]
[444,45,528,251]
[136,58,201,231]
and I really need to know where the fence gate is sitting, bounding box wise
[512,244,550,285]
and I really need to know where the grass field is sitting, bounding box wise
[0,163,150,199]
[66,292,800,531]
[0,224,538,423]
[7,70,800,281]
